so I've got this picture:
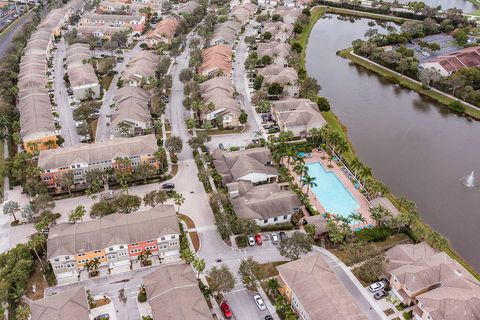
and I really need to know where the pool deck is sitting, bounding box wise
[288,150,373,229]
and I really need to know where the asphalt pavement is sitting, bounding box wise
[0,11,33,58]
[53,38,79,146]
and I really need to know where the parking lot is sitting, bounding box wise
[224,286,273,320]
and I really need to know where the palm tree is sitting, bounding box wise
[173,192,185,213]
[193,257,206,279]
[28,235,46,268]
[358,164,372,184]
[137,249,153,266]
[293,162,305,176]
[348,211,366,225]
[369,205,391,227]
[336,139,349,157]
[349,157,363,178]
[84,258,101,277]
[301,174,317,195]
[266,278,280,298]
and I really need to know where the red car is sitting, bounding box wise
[220,301,233,319]
[255,234,263,245]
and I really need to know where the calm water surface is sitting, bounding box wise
[306,15,480,269]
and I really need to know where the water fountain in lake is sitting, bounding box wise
[461,171,477,188]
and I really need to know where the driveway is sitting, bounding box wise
[53,38,79,146]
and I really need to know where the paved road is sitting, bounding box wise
[95,42,143,142]
[207,23,265,150]
[54,38,79,146]
[168,42,194,161]
[0,11,33,58]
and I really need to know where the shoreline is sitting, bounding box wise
[301,6,480,279]
[339,48,480,119]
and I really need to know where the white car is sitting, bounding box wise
[368,281,385,292]
[271,233,279,244]
[253,294,266,311]
[248,235,255,246]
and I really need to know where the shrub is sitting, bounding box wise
[355,226,392,242]
[448,101,465,113]
[403,311,413,319]
[316,96,331,112]
[235,235,247,248]
[137,288,147,303]
[260,223,295,232]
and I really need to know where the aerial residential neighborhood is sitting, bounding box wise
[1,0,480,319]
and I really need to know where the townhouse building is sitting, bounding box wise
[271,98,327,137]
[80,12,146,33]
[140,264,212,320]
[212,147,278,185]
[258,64,299,97]
[66,43,101,100]
[227,180,300,226]
[210,20,241,46]
[278,254,368,320]
[110,86,151,137]
[17,1,81,153]
[47,205,180,282]
[77,25,131,40]
[198,76,241,127]
[121,51,158,86]
[257,41,291,67]
[385,242,480,319]
[38,134,158,189]
[30,287,91,320]
[198,44,233,77]
[145,17,179,47]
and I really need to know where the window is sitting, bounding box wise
[171,235,176,239]
[109,248,113,252]
[273,217,278,222]
[54,258,59,262]
[283,215,288,220]
[161,237,165,241]
[119,245,124,249]
[263,219,268,223]
[64,256,70,260]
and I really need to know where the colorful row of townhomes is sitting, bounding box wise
[47,205,180,282]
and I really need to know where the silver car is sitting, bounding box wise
[254,294,266,311]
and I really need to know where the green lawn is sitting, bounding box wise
[339,49,480,119]
[100,75,114,91]
[298,7,326,68]
[0,141,4,195]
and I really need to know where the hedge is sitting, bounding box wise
[260,223,296,232]
[355,226,392,242]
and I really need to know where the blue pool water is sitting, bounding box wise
[305,162,360,218]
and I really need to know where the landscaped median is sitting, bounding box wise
[339,48,480,119]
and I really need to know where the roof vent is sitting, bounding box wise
[454,269,463,277]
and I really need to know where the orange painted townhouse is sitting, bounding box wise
[80,12,146,33]
[38,134,159,190]
[47,205,180,283]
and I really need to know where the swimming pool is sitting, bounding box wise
[305,162,360,218]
